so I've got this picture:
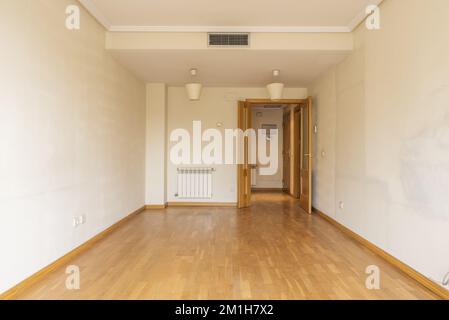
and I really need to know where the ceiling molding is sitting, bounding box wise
[78,0,112,30]
[108,25,351,33]
[80,0,384,34]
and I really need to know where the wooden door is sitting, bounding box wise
[237,101,252,208]
[293,107,301,198]
[299,98,313,213]
[282,112,291,192]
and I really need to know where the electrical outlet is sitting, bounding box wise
[443,272,449,287]
[73,215,87,228]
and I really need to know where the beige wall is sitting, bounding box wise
[0,0,146,293]
[310,0,449,289]
[145,84,167,205]
[166,87,307,203]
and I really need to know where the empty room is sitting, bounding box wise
[1,0,448,310]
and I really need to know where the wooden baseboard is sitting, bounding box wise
[0,206,146,300]
[313,207,449,300]
[145,204,167,210]
[167,202,237,208]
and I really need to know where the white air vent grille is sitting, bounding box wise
[208,33,250,47]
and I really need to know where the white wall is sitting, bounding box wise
[166,87,307,203]
[310,0,449,288]
[145,84,167,205]
[0,0,146,293]
[252,108,284,189]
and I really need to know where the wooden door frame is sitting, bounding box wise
[237,101,251,208]
[298,97,313,214]
[282,110,291,193]
[293,106,301,198]
[245,99,308,104]
[237,99,309,209]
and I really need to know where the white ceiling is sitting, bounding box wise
[81,0,382,32]
[111,50,348,87]
[81,0,379,86]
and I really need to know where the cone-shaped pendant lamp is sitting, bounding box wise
[267,70,284,100]
[185,68,203,101]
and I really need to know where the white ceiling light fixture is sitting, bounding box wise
[267,69,284,101]
[185,68,203,101]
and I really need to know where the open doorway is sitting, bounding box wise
[237,99,313,213]
[250,104,286,193]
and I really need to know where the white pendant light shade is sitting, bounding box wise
[267,70,284,100]
[185,83,203,101]
[267,82,284,100]
[185,68,202,101]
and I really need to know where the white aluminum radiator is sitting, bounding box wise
[176,168,215,199]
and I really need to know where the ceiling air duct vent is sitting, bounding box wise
[208,33,250,47]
